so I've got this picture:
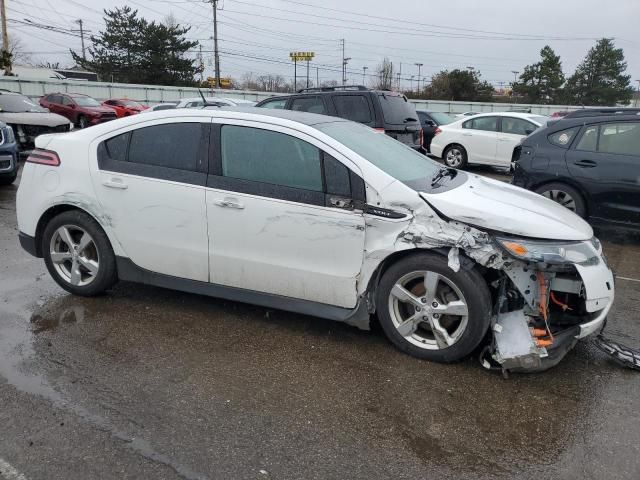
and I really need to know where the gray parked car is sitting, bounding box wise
[0,90,72,152]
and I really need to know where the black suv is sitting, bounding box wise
[512,108,640,227]
[256,86,423,151]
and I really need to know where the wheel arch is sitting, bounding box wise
[34,203,119,257]
[530,178,591,217]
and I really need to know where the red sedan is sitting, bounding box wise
[101,99,149,118]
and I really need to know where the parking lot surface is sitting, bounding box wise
[1,168,640,480]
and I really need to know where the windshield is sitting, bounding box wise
[378,94,419,125]
[430,112,455,125]
[317,121,443,188]
[73,96,101,107]
[0,94,47,113]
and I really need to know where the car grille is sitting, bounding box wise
[21,124,70,136]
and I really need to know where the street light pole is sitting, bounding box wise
[208,0,221,89]
[362,66,368,85]
[410,75,414,94]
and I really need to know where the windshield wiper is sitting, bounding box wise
[430,167,457,187]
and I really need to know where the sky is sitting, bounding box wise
[6,0,640,89]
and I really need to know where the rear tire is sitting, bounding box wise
[375,252,491,363]
[534,182,586,218]
[42,210,117,296]
[443,145,468,169]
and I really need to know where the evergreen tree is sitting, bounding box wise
[71,7,198,86]
[514,46,564,104]
[564,38,633,106]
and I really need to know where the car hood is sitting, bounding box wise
[0,112,70,127]
[420,174,593,241]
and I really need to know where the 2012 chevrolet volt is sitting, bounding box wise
[16,108,614,372]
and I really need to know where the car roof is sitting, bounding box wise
[550,112,640,127]
[221,106,347,125]
[461,111,541,119]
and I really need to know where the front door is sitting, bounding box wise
[89,118,210,281]
[496,116,537,167]
[206,121,366,308]
[461,116,499,164]
[566,121,640,224]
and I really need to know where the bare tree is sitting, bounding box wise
[373,57,394,90]
[8,35,31,65]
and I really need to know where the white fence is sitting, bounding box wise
[0,76,589,115]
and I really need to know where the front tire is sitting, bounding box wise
[443,145,468,169]
[376,252,491,363]
[42,210,117,296]
[534,182,586,218]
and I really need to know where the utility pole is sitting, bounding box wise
[316,67,319,87]
[198,44,204,83]
[410,75,414,94]
[0,0,11,75]
[343,57,351,85]
[208,0,221,89]
[414,63,423,95]
[511,70,519,103]
[362,66,367,85]
[398,62,402,91]
[75,19,86,61]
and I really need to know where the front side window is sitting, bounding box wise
[62,96,74,106]
[259,98,287,109]
[290,96,326,114]
[501,117,537,136]
[599,122,640,156]
[128,123,202,171]
[463,116,498,132]
[332,95,372,124]
[221,125,323,191]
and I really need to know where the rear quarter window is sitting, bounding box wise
[548,127,580,148]
[332,95,372,124]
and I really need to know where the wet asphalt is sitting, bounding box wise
[1,166,640,479]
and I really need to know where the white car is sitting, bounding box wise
[142,102,178,113]
[431,112,547,169]
[176,97,256,108]
[16,108,613,371]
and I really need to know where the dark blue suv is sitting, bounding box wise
[0,121,19,185]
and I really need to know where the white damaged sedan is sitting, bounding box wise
[16,108,614,372]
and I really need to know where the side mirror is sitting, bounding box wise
[70,104,76,109]
[426,120,436,127]
[525,128,534,135]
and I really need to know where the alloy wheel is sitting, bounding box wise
[541,189,576,212]
[445,148,463,167]
[387,270,469,350]
[49,225,100,287]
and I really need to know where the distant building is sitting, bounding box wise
[1,65,98,82]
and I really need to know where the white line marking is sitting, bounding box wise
[0,458,28,480]
[616,275,640,283]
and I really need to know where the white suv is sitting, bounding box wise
[16,108,614,372]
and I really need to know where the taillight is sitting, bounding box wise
[434,127,442,136]
[26,149,60,166]
[419,129,424,146]
[373,128,385,133]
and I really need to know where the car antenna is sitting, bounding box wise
[197,88,219,108]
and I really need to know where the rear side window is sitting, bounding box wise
[291,97,326,114]
[599,123,640,156]
[576,126,598,152]
[128,123,202,171]
[221,125,323,191]
[332,95,372,124]
[463,116,498,132]
[548,127,580,148]
[501,117,536,135]
[378,94,417,125]
[103,132,130,162]
[259,98,287,109]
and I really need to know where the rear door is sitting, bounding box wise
[496,116,538,166]
[460,116,499,164]
[289,95,329,115]
[566,121,640,223]
[205,120,366,308]
[89,118,210,281]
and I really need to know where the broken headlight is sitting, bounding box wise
[495,237,600,266]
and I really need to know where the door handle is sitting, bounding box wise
[102,178,128,189]
[214,199,245,209]
[573,160,597,168]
